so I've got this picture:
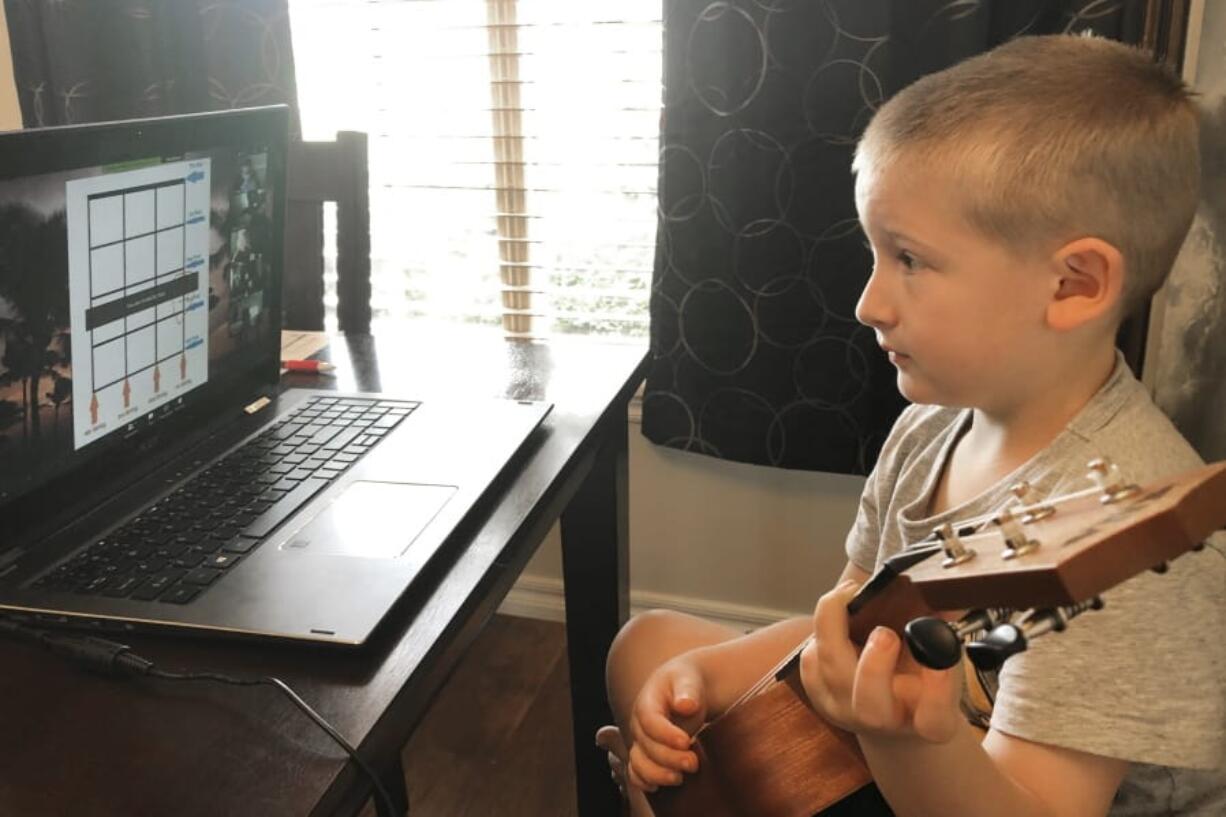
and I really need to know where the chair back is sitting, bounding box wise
[283,130,372,333]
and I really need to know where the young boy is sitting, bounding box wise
[597,34,1226,816]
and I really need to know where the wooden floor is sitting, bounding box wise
[398,614,581,817]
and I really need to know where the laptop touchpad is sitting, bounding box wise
[281,481,457,558]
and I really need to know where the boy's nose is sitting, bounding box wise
[854,268,895,329]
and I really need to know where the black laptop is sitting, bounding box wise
[0,105,551,645]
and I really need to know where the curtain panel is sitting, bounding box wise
[643,0,1145,475]
[4,0,299,129]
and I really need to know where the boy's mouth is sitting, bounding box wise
[880,343,909,362]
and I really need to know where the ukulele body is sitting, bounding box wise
[649,665,887,817]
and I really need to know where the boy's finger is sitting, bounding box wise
[634,734,700,777]
[626,761,656,794]
[851,626,905,731]
[628,743,683,789]
[910,666,962,743]
[638,708,693,751]
[813,580,862,672]
[669,678,703,717]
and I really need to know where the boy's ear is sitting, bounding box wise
[1046,237,1125,331]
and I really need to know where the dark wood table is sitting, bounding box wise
[0,326,646,817]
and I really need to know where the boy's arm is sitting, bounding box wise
[863,717,1128,817]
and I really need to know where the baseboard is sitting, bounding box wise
[497,574,800,634]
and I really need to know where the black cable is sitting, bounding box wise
[0,618,403,816]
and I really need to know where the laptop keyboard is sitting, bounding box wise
[30,397,419,605]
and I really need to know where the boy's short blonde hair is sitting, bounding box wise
[853,34,1200,317]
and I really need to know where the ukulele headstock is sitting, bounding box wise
[900,459,1226,612]
[845,459,1226,666]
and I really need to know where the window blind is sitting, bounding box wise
[289,0,661,340]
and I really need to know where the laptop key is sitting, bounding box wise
[102,575,144,598]
[182,568,223,586]
[160,584,202,604]
[222,536,259,554]
[131,569,186,601]
[240,477,329,538]
[77,576,112,594]
[173,553,205,568]
[206,552,241,569]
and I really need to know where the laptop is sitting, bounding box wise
[0,105,552,646]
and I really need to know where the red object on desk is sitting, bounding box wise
[282,359,335,373]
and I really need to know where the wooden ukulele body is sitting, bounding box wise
[649,664,874,817]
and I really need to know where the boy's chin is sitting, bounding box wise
[895,372,957,407]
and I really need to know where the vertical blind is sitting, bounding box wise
[288,0,661,339]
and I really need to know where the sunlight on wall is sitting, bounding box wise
[0,4,19,131]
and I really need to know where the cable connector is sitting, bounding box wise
[44,633,155,677]
[0,618,152,678]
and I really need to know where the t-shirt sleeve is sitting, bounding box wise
[990,541,1226,769]
[989,422,1226,770]
[843,404,928,573]
[844,463,882,573]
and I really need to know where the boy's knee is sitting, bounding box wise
[607,608,686,670]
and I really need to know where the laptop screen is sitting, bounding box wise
[0,106,288,522]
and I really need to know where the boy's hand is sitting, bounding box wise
[625,657,705,792]
[799,580,962,743]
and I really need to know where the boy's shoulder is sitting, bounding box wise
[1053,359,1203,486]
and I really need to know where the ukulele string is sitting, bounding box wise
[705,634,815,735]
[914,484,1100,545]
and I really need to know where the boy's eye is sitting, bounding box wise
[897,250,920,270]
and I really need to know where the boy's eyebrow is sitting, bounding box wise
[882,227,934,252]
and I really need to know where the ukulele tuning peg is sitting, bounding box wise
[965,597,1104,672]
[937,522,976,568]
[904,609,1005,670]
[904,618,962,670]
[965,623,1028,672]
[1086,457,1140,504]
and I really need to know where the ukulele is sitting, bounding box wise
[648,458,1226,817]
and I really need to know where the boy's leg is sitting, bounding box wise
[605,609,743,730]
[601,610,743,816]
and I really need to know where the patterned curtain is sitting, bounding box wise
[643,0,1146,475]
[3,0,298,130]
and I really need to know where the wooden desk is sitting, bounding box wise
[0,326,645,817]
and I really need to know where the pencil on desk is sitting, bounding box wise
[282,359,336,374]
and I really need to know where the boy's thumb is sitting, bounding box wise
[671,680,702,716]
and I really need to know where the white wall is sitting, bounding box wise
[503,417,864,630]
[0,4,20,130]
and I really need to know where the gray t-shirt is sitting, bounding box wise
[845,356,1226,814]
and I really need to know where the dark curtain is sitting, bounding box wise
[643,0,1146,475]
[3,0,299,130]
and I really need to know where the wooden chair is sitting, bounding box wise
[283,130,372,334]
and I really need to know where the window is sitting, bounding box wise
[288,0,661,340]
